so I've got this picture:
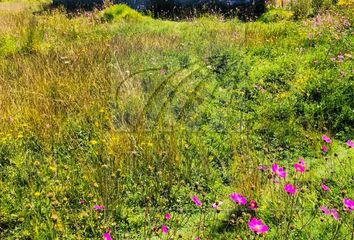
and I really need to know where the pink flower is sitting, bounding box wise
[294,163,305,173]
[103,232,112,240]
[343,198,354,212]
[191,195,202,207]
[321,183,330,191]
[212,201,223,209]
[257,165,268,171]
[93,205,105,211]
[161,224,168,234]
[165,213,171,220]
[248,217,268,234]
[320,206,331,215]
[284,184,297,196]
[322,135,331,143]
[230,193,247,205]
[249,200,258,210]
[320,207,340,220]
[346,140,354,148]
[331,209,339,221]
[298,158,305,165]
[322,145,328,153]
[271,164,286,178]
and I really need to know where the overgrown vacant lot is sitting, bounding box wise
[0,1,353,239]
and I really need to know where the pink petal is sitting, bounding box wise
[161,224,168,234]
[331,209,339,221]
[103,232,112,240]
[320,206,331,215]
[346,140,354,148]
[321,183,330,191]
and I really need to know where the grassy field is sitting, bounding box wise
[0,1,353,239]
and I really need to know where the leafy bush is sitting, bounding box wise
[259,9,294,22]
[288,0,313,18]
[102,4,145,22]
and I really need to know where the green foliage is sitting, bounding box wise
[259,9,294,22]
[102,4,146,22]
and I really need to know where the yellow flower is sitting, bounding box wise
[90,140,98,145]
[79,211,89,218]
[51,212,59,221]
[34,192,41,197]
[17,132,23,138]
[55,222,64,232]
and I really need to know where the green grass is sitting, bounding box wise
[0,1,353,239]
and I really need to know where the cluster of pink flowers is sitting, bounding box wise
[270,160,304,196]
[320,206,340,221]
[229,194,266,233]
[229,193,259,211]
[160,213,172,234]
[318,136,354,223]
[192,193,266,234]
[186,134,352,237]
[91,205,113,239]
[321,135,331,153]
[101,134,352,239]
[330,53,352,63]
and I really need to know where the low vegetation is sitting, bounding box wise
[0,0,353,239]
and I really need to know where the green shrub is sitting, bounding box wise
[289,0,314,19]
[0,35,17,56]
[101,4,145,22]
[259,9,294,23]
